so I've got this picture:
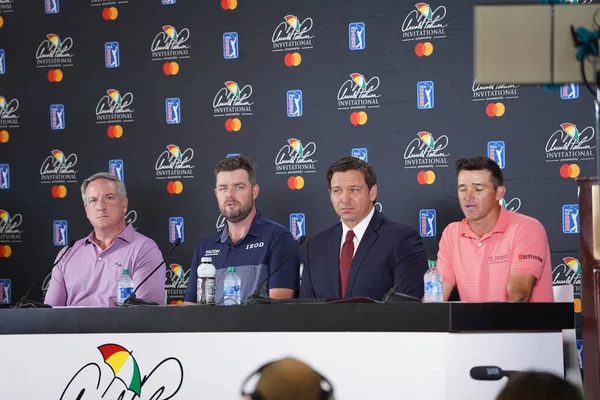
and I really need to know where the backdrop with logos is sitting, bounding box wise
[0,0,588,365]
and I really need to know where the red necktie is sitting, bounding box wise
[339,230,355,297]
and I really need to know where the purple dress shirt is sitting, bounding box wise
[45,224,165,307]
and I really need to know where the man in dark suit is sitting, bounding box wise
[300,156,428,301]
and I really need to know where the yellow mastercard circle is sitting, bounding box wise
[174,181,183,194]
[569,163,580,178]
[233,118,242,131]
[425,171,436,184]
[423,42,433,56]
[292,53,302,66]
[495,102,505,117]
[0,16,4,28]
[54,69,64,82]
[229,0,238,9]
[358,111,368,125]
[171,62,180,75]
[58,185,67,198]
[296,176,305,189]
[114,125,123,138]
[574,298,581,313]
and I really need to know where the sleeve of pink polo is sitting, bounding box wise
[509,219,549,279]
[44,248,69,307]
[436,226,456,287]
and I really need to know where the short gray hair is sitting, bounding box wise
[80,172,127,204]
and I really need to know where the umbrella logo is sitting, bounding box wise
[60,343,184,399]
[98,344,142,397]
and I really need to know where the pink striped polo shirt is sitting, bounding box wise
[436,207,554,302]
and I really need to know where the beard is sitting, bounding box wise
[220,200,253,223]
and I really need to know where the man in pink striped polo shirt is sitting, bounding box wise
[437,157,554,303]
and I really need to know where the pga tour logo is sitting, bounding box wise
[287,90,303,117]
[162,0,176,4]
[169,217,184,243]
[105,42,120,68]
[0,164,9,189]
[53,220,68,246]
[0,279,10,305]
[349,22,365,50]
[419,209,436,238]
[50,104,65,130]
[223,32,239,59]
[561,84,579,100]
[290,213,305,240]
[562,204,580,234]
[109,159,124,182]
[45,0,59,14]
[0,49,5,74]
[351,148,368,162]
[166,98,181,124]
[488,141,505,169]
[417,81,434,110]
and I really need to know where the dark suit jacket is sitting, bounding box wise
[300,210,428,301]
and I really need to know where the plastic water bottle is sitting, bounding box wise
[223,266,241,306]
[197,257,216,305]
[424,260,443,303]
[117,268,134,304]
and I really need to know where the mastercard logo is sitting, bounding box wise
[225,118,242,132]
[102,7,118,20]
[0,130,9,143]
[107,125,123,139]
[47,69,63,83]
[169,300,184,305]
[417,170,436,185]
[0,245,11,258]
[486,102,505,117]
[167,180,183,195]
[350,111,368,126]
[560,163,580,179]
[284,52,302,67]
[287,176,305,190]
[51,185,67,198]
[415,42,434,57]
[163,61,180,76]
[221,0,238,10]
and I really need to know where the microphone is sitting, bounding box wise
[383,236,438,303]
[122,237,182,307]
[470,366,518,381]
[15,240,76,309]
[246,235,306,304]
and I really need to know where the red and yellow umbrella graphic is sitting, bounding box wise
[98,344,142,397]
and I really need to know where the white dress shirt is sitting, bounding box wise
[340,206,375,257]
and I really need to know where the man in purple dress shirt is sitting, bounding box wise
[45,173,165,307]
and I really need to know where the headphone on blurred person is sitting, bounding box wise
[240,360,335,400]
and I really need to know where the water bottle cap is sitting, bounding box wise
[228,266,236,272]
[122,269,130,274]
[200,257,212,263]
[427,260,437,269]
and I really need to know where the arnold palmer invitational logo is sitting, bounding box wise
[403,131,449,169]
[213,81,254,117]
[36,34,74,68]
[0,95,19,128]
[553,257,581,295]
[545,123,596,162]
[59,343,183,400]
[272,15,314,52]
[151,25,191,61]
[402,3,448,42]
[275,138,317,175]
[39,150,78,184]
[472,80,519,102]
[155,144,195,180]
[499,197,521,212]
[95,89,134,124]
[337,73,381,110]
[166,263,189,304]
[0,209,22,243]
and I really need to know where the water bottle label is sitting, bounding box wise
[118,287,133,300]
[424,281,442,294]
[198,278,216,304]
[224,285,240,297]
